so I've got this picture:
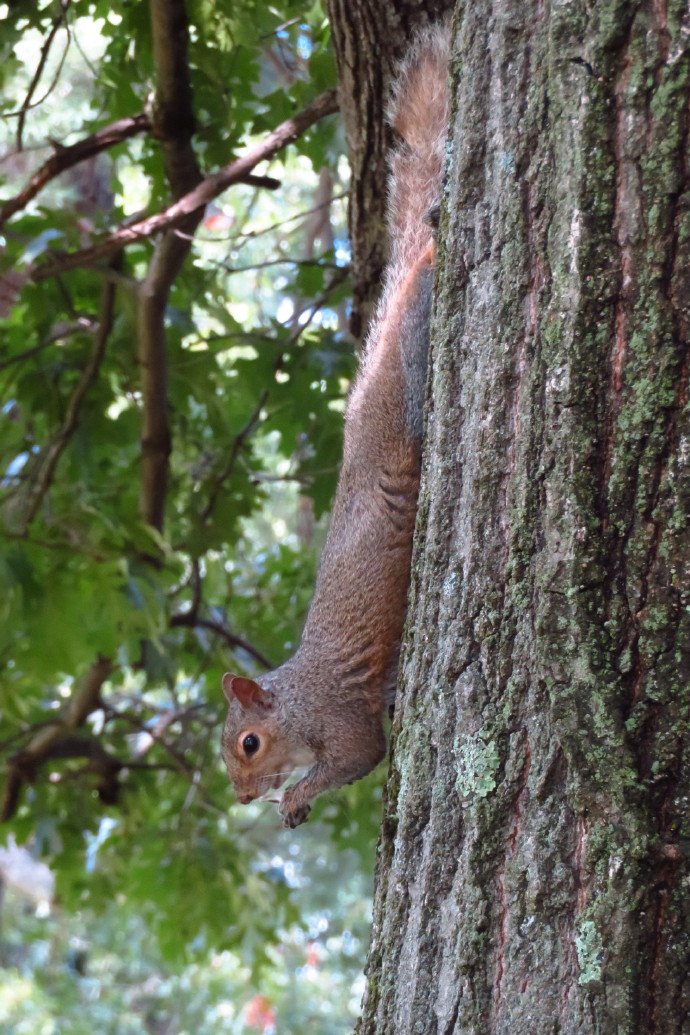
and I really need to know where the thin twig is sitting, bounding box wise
[172,332,276,358]
[14,0,71,151]
[0,525,109,561]
[1,340,58,375]
[200,390,269,524]
[205,256,343,276]
[70,11,100,78]
[81,266,138,291]
[21,277,116,530]
[186,267,346,535]
[260,16,301,38]
[107,712,194,776]
[111,711,223,813]
[169,556,272,670]
[170,612,273,670]
[189,192,347,247]
[0,317,97,373]
[196,618,273,670]
[286,264,350,347]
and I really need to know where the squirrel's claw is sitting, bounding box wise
[279,789,311,828]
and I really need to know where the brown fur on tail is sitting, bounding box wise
[386,25,450,273]
[358,23,450,386]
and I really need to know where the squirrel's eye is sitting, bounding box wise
[242,733,260,756]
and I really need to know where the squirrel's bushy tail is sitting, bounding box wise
[360,23,450,363]
[353,23,450,428]
[386,24,450,275]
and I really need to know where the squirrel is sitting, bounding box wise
[221,26,450,828]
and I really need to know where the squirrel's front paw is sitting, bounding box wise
[279,789,311,828]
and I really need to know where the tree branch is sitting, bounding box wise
[0,114,150,229]
[200,389,269,524]
[203,191,348,247]
[170,556,273,670]
[185,266,345,537]
[28,734,124,804]
[209,256,343,276]
[1,656,113,821]
[137,0,203,536]
[15,0,71,151]
[286,265,350,346]
[31,89,339,282]
[109,710,223,813]
[170,554,273,669]
[0,316,97,372]
[170,612,273,670]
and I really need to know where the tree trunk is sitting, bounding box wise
[358,1,690,1032]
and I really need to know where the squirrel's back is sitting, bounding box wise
[221,24,451,827]
[309,20,452,706]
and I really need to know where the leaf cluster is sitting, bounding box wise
[0,0,381,1002]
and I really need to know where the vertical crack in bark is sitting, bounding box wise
[490,743,531,1032]
[619,58,690,734]
[651,0,670,64]
[648,884,670,1035]
[601,15,637,514]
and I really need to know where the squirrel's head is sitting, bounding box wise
[220,672,313,805]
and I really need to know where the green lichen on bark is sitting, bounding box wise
[576,919,604,986]
[453,729,500,800]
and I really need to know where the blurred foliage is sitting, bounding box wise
[0,806,377,1033]
[0,0,383,1029]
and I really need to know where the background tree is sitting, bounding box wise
[0,0,415,1027]
[359,1,690,1032]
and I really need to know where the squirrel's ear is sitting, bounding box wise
[222,673,273,711]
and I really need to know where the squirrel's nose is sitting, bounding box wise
[238,792,255,804]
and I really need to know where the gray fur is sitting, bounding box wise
[401,264,433,439]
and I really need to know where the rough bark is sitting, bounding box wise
[326,0,453,341]
[359,1,690,1033]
